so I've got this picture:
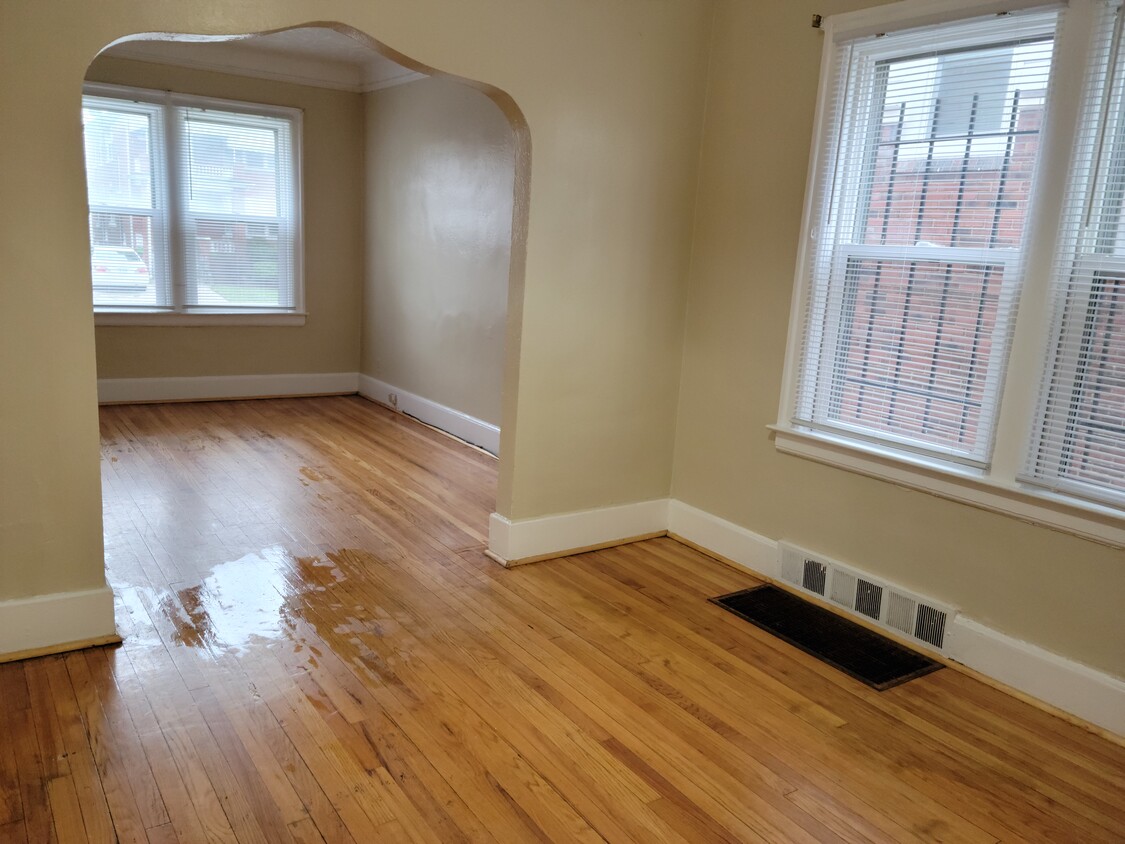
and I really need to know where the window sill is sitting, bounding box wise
[94,311,307,327]
[769,425,1124,548]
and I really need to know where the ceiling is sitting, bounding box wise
[103,28,426,93]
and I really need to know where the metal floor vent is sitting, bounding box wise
[711,586,942,690]
[777,542,956,652]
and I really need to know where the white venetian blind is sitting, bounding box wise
[1025,1,1125,507]
[793,8,1060,466]
[82,95,167,309]
[177,106,298,310]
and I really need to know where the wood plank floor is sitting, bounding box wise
[1,395,1121,843]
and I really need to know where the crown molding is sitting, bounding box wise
[363,70,428,92]
[103,43,426,93]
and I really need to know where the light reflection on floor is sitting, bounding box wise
[158,547,345,652]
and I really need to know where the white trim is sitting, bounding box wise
[947,617,1125,737]
[485,496,1123,734]
[357,374,500,455]
[105,43,427,93]
[363,71,427,92]
[95,311,307,327]
[487,500,669,565]
[488,513,516,562]
[0,587,117,657]
[108,42,365,92]
[95,373,504,453]
[97,372,359,404]
[828,0,1064,43]
[666,500,778,578]
[772,426,1125,548]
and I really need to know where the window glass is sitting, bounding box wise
[792,11,1058,465]
[1025,6,1125,506]
[81,87,300,315]
[83,99,162,308]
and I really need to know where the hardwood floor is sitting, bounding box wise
[0,395,1121,842]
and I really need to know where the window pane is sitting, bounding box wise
[83,96,166,308]
[183,114,279,217]
[934,49,1013,139]
[861,41,1052,250]
[189,220,283,308]
[82,106,154,209]
[89,213,158,307]
[829,258,1003,452]
[1045,274,1124,491]
[179,107,295,310]
[1026,5,1125,506]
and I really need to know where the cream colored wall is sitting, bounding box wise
[3,0,1119,683]
[362,77,514,427]
[0,0,711,606]
[671,0,1125,678]
[87,55,365,379]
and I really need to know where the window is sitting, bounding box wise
[1025,5,1125,508]
[779,0,1124,542]
[82,84,302,321]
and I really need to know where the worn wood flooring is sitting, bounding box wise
[0,395,1121,842]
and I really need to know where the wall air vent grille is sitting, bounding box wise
[775,541,956,653]
[830,569,857,609]
[855,579,883,621]
[802,559,828,595]
[915,603,949,649]
[780,545,804,586]
[886,591,917,636]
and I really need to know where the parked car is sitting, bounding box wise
[91,246,151,291]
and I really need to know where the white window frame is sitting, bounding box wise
[83,83,305,326]
[775,0,1124,547]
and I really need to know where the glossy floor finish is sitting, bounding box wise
[1,397,1122,843]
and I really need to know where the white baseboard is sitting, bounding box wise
[488,500,669,565]
[667,500,778,578]
[0,586,117,658]
[97,371,501,454]
[98,372,360,404]
[946,617,1125,737]
[487,495,1123,736]
[358,374,500,455]
[666,501,1123,737]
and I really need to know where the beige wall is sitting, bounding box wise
[362,77,514,427]
[87,55,366,379]
[671,0,1125,678]
[1,0,1120,684]
[0,0,711,607]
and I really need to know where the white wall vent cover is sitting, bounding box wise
[779,545,804,587]
[776,541,957,652]
[830,569,857,609]
[886,590,917,636]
